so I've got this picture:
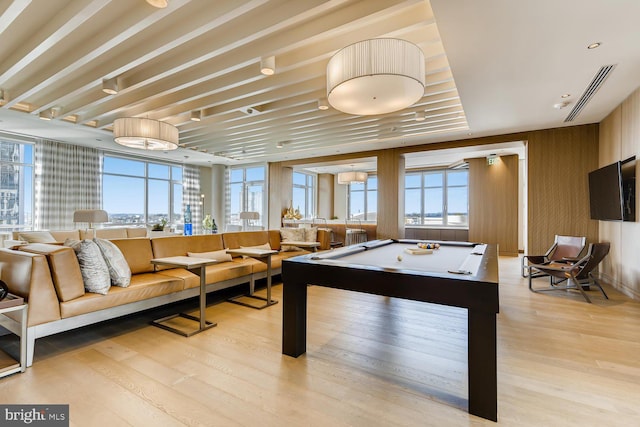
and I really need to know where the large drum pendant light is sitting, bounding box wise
[113,117,179,151]
[327,38,425,115]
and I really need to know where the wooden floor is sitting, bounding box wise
[1,256,639,426]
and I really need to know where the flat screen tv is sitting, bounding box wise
[588,157,636,221]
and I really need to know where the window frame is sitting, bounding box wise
[101,154,183,227]
[0,139,34,231]
[292,171,316,219]
[404,168,469,227]
[228,164,266,227]
[347,174,377,221]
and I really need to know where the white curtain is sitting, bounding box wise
[182,164,202,234]
[34,140,101,230]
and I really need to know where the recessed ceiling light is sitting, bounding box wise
[561,93,571,98]
[553,101,570,109]
[414,111,425,121]
[587,42,601,49]
[276,141,284,149]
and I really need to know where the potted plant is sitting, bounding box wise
[152,218,167,231]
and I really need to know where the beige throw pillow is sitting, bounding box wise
[94,238,132,288]
[187,250,232,262]
[280,228,305,251]
[18,231,57,243]
[304,227,318,242]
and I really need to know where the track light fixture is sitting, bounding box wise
[102,78,118,95]
[190,110,202,121]
[317,98,329,110]
[260,56,275,76]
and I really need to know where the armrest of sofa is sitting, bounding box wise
[316,229,331,250]
[3,239,28,248]
[0,248,61,326]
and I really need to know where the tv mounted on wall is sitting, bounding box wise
[588,156,636,221]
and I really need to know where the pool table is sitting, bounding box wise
[281,239,499,421]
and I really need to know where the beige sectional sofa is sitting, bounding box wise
[0,229,327,367]
[3,227,149,247]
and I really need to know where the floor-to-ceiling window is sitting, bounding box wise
[404,169,468,226]
[292,171,315,219]
[102,155,183,227]
[347,175,377,221]
[0,140,33,230]
[228,165,265,228]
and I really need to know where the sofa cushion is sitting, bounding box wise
[109,238,155,274]
[126,227,148,238]
[65,239,111,295]
[18,231,57,243]
[59,272,184,318]
[94,238,132,288]
[49,230,82,242]
[95,228,128,239]
[17,244,85,302]
[222,231,270,250]
[187,250,232,262]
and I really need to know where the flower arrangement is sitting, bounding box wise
[203,214,217,233]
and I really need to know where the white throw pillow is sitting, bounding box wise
[94,238,132,288]
[65,239,111,295]
[18,231,57,243]
[187,250,232,262]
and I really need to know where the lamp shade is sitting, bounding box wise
[337,171,368,185]
[113,117,179,150]
[327,38,425,115]
[73,209,108,224]
[239,211,260,220]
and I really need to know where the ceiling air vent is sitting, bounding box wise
[564,64,616,122]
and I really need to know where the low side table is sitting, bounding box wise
[226,248,278,309]
[151,256,218,337]
[0,294,27,378]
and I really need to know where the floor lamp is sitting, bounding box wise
[73,209,108,237]
[239,211,260,230]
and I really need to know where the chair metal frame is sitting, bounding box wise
[521,235,586,278]
[528,242,610,303]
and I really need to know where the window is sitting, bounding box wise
[292,171,315,219]
[0,141,33,229]
[404,169,468,226]
[347,175,377,221]
[228,165,265,227]
[102,155,182,226]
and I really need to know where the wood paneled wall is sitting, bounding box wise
[468,155,519,256]
[376,149,404,239]
[526,125,600,255]
[599,87,640,300]
[317,173,334,219]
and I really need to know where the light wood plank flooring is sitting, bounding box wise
[1,256,639,426]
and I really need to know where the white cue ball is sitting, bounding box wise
[397,254,403,261]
